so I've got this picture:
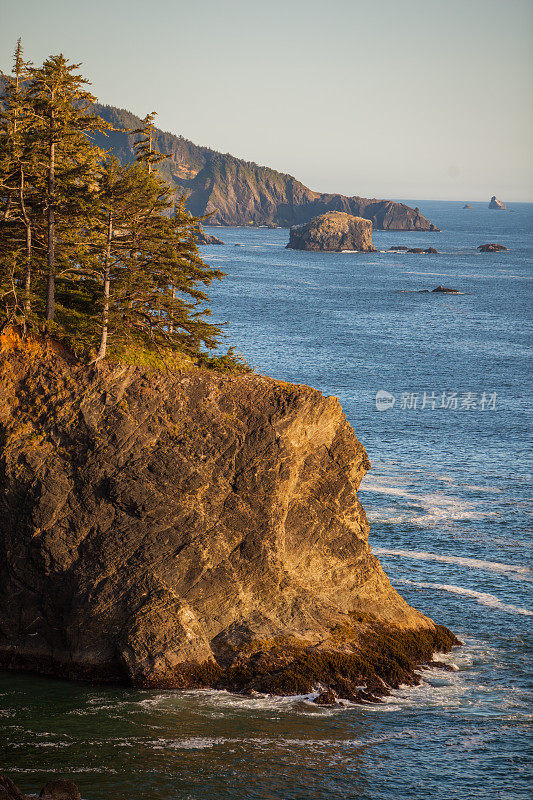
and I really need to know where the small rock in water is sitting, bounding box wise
[478,243,507,252]
[463,203,473,209]
[195,227,224,245]
[313,688,337,705]
[388,245,409,251]
[39,779,81,800]
[424,247,439,254]
[432,285,460,293]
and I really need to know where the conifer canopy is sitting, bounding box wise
[0,42,242,370]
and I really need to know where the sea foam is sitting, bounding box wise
[372,547,532,580]
[398,578,533,616]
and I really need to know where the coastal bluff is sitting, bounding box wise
[89,104,440,231]
[0,336,458,700]
[287,212,376,252]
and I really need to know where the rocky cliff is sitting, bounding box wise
[0,335,457,700]
[287,212,375,252]
[91,104,439,232]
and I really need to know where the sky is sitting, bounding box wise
[1,0,532,202]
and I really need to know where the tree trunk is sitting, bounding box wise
[45,134,55,321]
[169,286,175,334]
[91,211,113,363]
[19,166,32,318]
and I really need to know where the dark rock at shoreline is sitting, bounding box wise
[478,243,507,252]
[389,245,409,251]
[406,247,439,254]
[0,335,459,701]
[314,688,338,705]
[0,775,27,800]
[195,227,224,245]
[489,196,506,210]
[287,212,375,252]
[424,247,439,254]
[39,780,81,800]
[432,285,460,293]
[0,776,80,800]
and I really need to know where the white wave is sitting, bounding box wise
[149,736,227,750]
[399,579,533,616]
[132,688,339,717]
[372,547,532,580]
[361,477,496,526]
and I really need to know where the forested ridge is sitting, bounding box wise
[90,103,439,231]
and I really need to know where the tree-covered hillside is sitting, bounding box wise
[91,105,439,231]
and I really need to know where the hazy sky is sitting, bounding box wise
[2,0,532,201]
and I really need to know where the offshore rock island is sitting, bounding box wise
[286,212,376,252]
[0,336,458,701]
[91,103,440,232]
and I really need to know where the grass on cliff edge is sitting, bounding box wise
[0,328,251,375]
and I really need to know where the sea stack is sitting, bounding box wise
[286,211,376,252]
[0,336,458,701]
[489,196,506,210]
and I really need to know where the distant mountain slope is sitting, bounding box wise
[93,104,439,231]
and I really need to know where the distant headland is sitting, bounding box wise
[90,104,439,232]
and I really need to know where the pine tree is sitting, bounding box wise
[0,40,37,326]
[88,158,224,361]
[0,45,242,371]
[26,54,111,321]
[131,112,167,174]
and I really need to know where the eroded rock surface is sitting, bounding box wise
[489,196,506,210]
[0,336,458,699]
[287,212,376,252]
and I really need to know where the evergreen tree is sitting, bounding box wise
[0,44,242,371]
[88,158,224,361]
[26,54,110,321]
[0,40,37,326]
[131,111,167,174]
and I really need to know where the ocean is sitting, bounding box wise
[1,200,531,799]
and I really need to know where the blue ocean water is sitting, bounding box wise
[1,200,531,799]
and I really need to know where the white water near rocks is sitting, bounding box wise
[1,200,532,799]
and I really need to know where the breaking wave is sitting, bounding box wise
[373,548,532,580]
[398,579,533,616]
